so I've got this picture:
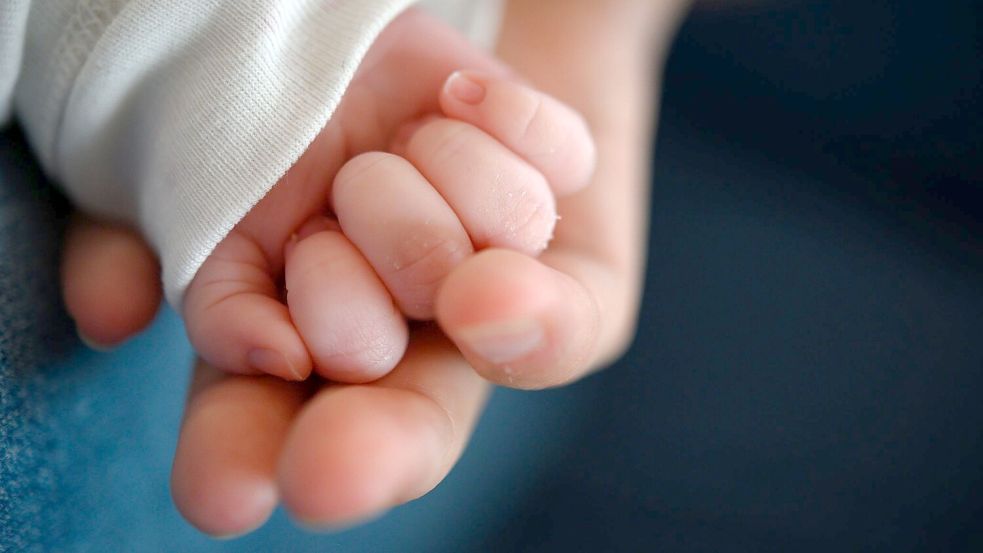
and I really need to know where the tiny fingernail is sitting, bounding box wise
[295,216,339,241]
[457,318,543,364]
[445,71,486,105]
[209,484,277,540]
[77,327,115,352]
[294,510,389,533]
[248,348,302,380]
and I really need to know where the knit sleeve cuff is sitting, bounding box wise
[52,0,416,307]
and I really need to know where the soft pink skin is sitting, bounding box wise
[61,0,688,538]
[180,9,594,384]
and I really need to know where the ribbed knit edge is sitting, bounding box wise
[161,0,416,307]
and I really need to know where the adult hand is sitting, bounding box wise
[59,0,688,536]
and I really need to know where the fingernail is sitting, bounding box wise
[295,216,339,241]
[210,484,278,540]
[77,327,115,352]
[456,318,543,364]
[294,510,390,534]
[248,348,302,380]
[445,71,486,105]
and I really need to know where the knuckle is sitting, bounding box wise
[485,184,556,254]
[411,119,471,166]
[390,233,467,284]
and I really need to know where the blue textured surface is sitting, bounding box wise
[0,126,76,552]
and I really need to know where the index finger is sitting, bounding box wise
[276,327,490,526]
[171,328,492,536]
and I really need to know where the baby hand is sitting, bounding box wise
[181,10,595,383]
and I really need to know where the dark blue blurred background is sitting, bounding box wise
[462,1,983,550]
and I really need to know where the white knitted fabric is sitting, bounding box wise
[0,1,29,122]
[0,0,499,307]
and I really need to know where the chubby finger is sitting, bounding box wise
[333,152,473,320]
[61,214,161,349]
[440,71,596,196]
[402,118,557,256]
[184,229,312,381]
[285,228,408,383]
[277,327,489,527]
[436,248,620,390]
[171,360,308,537]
